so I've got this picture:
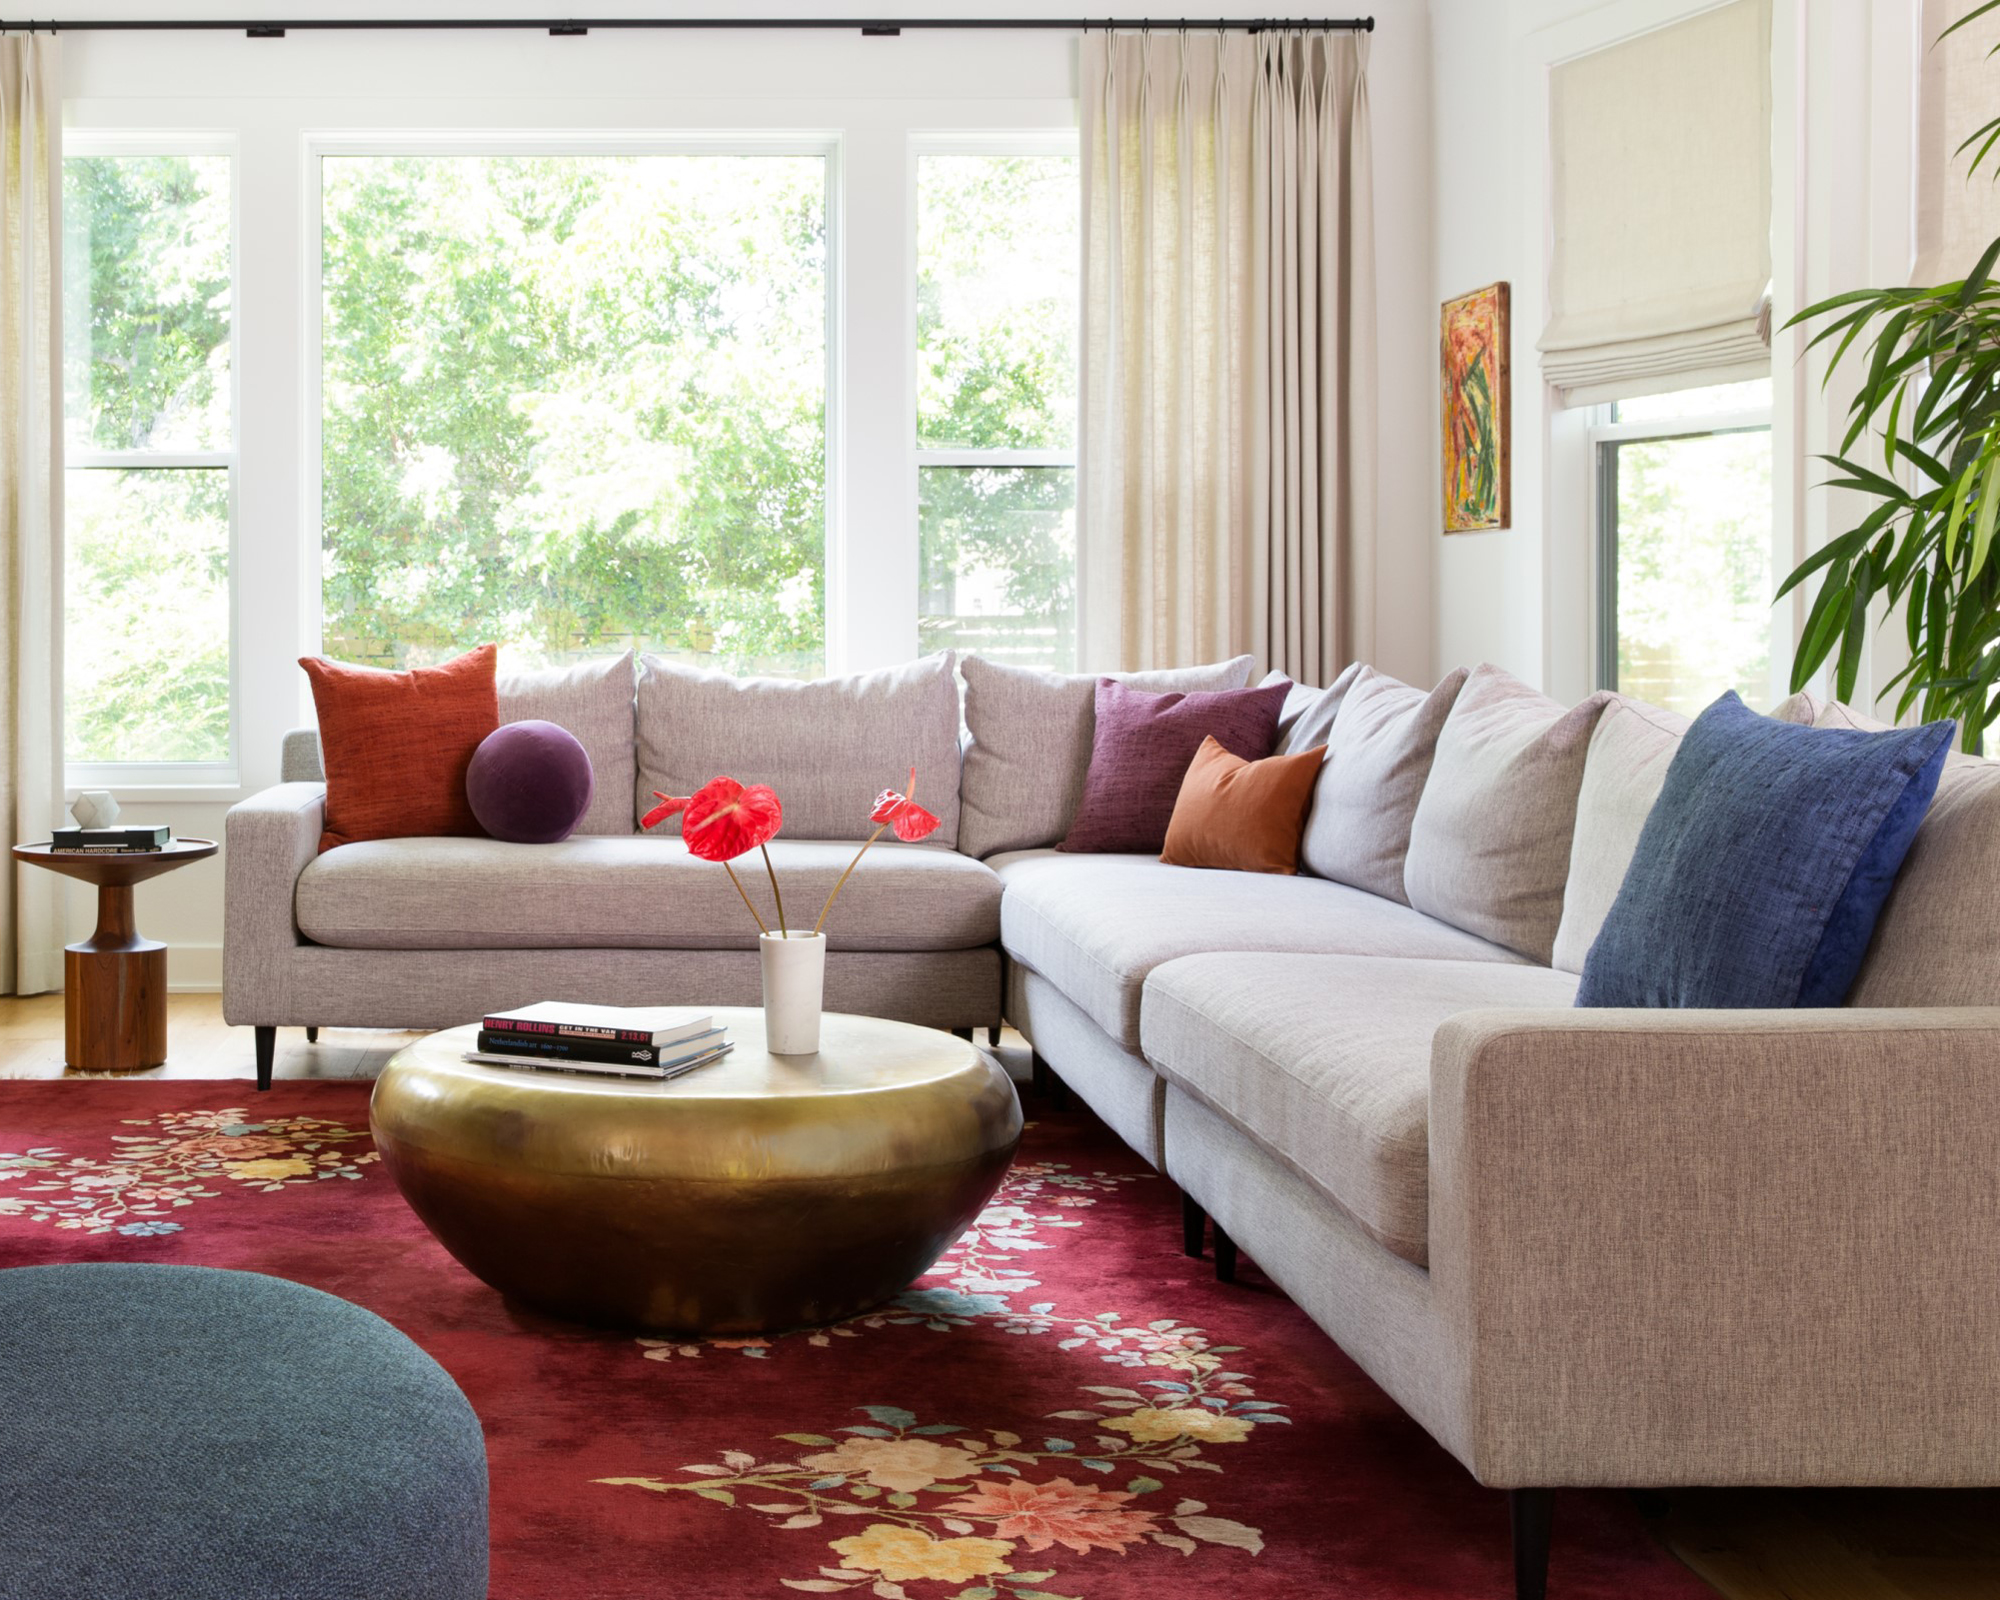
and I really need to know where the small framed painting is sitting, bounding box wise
[1441,282,1510,533]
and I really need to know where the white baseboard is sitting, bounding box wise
[167,943,223,993]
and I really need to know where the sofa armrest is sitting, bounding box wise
[1427,1006,2000,1487]
[221,782,325,1025]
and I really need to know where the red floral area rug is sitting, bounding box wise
[0,1081,1712,1600]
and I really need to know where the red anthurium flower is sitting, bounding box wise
[870,769,941,843]
[641,792,691,831]
[678,776,783,863]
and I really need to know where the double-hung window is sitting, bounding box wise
[1591,379,1774,714]
[62,142,235,777]
[915,145,1079,672]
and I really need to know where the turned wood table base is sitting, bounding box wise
[12,839,219,1074]
[65,883,169,1071]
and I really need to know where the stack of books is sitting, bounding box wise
[464,1002,731,1080]
[51,824,174,854]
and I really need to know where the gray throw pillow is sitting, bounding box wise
[958,654,1255,858]
[1263,662,1362,756]
[1300,666,1468,901]
[635,653,963,847]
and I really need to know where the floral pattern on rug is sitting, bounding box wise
[0,1108,375,1235]
[636,1156,1152,1362]
[602,1386,1283,1599]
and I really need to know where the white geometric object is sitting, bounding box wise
[69,790,121,829]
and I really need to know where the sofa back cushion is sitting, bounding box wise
[958,654,1254,858]
[497,652,636,836]
[1549,696,1690,974]
[1300,666,1468,902]
[284,651,639,836]
[635,653,963,847]
[1264,661,1362,755]
[1403,666,1613,963]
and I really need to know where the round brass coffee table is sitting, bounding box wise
[369,1009,1021,1335]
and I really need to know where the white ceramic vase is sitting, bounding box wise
[760,930,826,1055]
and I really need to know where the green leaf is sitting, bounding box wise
[1126,1476,1164,1495]
[1946,459,1977,565]
[1961,234,2000,310]
[1834,585,1869,702]
[778,1434,837,1447]
[1971,448,2000,581]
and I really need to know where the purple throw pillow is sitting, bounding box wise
[466,720,596,844]
[1060,678,1291,853]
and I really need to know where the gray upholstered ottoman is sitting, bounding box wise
[0,1264,488,1600]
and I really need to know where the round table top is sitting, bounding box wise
[372,1009,1020,1184]
[12,837,217,887]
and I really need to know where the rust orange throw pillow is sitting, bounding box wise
[299,645,500,852]
[1160,735,1326,875]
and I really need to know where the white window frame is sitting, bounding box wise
[62,129,241,794]
[911,132,1081,669]
[1587,388,1777,699]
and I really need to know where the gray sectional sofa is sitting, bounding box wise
[223,648,2000,1600]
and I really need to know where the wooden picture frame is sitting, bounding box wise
[1440,281,1511,533]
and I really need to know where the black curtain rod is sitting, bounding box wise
[2,15,1373,37]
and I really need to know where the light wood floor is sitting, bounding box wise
[5,993,1998,1600]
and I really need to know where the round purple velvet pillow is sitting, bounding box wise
[465,720,595,844]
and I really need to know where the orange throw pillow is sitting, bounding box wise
[300,645,500,852]
[1160,734,1325,875]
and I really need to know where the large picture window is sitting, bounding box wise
[915,150,1078,672]
[318,151,828,676]
[63,150,234,768]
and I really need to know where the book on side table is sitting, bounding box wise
[50,824,174,853]
[467,1002,732,1080]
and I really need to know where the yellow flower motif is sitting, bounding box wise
[830,1523,1014,1583]
[225,1157,313,1181]
[1103,1406,1252,1444]
[796,1437,981,1493]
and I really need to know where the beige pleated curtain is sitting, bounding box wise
[1,33,64,996]
[1079,28,1375,682]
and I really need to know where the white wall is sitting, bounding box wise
[44,0,1439,987]
[1426,0,1921,702]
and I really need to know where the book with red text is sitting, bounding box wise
[481,1001,714,1048]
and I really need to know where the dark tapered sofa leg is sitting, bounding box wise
[1213,1226,1238,1283]
[952,1026,973,1042]
[1511,1489,1553,1600]
[986,1024,1001,1047]
[305,1027,318,1044]
[1181,1192,1206,1257]
[254,1027,275,1092]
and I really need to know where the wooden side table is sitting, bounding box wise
[11,839,219,1072]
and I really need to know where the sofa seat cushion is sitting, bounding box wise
[296,836,1002,952]
[993,850,1532,1049]
[1142,953,1581,1266]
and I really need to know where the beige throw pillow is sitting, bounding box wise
[1403,666,1612,963]
[635,652,963,847]
[958,654,1255,858]
[1548,696,1690,973]
[1299,666,1469,902]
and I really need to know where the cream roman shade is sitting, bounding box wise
[1539,0,1772,407]
[1916,0,2000,284]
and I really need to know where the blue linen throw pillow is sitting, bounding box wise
[1575,692,1954,1009]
